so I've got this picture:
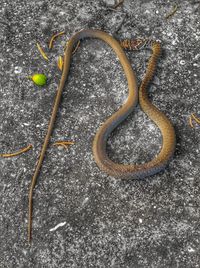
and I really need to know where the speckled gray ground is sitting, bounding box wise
[0,0,200,267]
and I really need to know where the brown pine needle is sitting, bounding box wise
[166,4,178,19]
[49,31,65,49]
[72,40,81,54]
[64,40,81,54]
[189,115,194,128]
[55,143,68,149]
[53,141,75,148]
[0,144,33,158]
[57,56,64,71]
[36,43,48,61]
[191,113,200,124]
[113,0,124,9]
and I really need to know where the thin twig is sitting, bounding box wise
[58,40,80,71]
[64,40,81,54]
[72,40,81,54]
[0,144,33,158]
[53,141,75,148]
[165,4,178,19]
[113,0,124,9]
[49,31,65,49]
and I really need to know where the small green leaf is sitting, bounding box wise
[30,73,47,86]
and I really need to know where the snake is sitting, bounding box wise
[28,29,176,242]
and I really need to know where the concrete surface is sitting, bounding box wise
[0,0,200,267]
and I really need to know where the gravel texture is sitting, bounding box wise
[0,0,200,267]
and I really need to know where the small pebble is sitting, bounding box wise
[14,66,22,74]
[103,0,115,6]
[179,60,186,65]
[188,246,195,253]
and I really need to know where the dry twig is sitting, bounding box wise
[113,0,124,9]
[166,4,178,19]
[49,31,65,49]
[53,140,75,149]
[0,144,33,158]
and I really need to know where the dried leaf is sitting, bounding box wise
[49,31,65,49]
[57,56,64,71]
[36,42,48,61]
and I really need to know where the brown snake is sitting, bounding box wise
[28,29,176,242]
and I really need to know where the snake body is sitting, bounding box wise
[28,29,176,242]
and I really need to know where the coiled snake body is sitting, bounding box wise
[28,29,176,242]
